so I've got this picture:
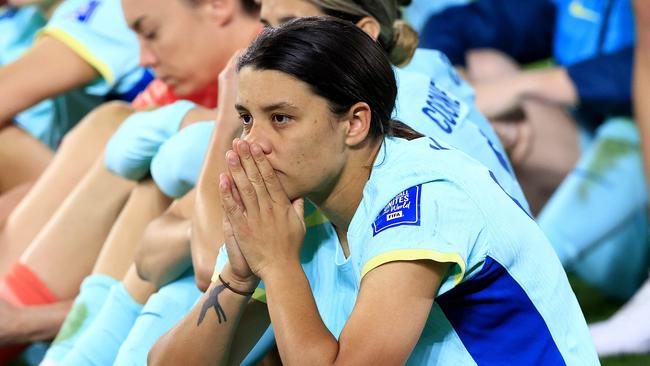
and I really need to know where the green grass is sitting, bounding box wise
[570,275,650,366]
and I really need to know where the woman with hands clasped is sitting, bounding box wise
[151,18,597,365]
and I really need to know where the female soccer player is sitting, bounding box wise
[151,17,598,365]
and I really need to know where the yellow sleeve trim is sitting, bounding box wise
[252,288,266,303]
[361,249,466,285]
[304,208,329,228]
[39,26,115,84]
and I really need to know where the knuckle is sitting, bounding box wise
[241,184,256,197]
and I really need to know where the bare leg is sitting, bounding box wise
[19,157,136,300]
[122,265,157,305]
[0,102,134,275]
[0,126,52,194]
[0,183,31,231]
[467,49,580,214]
[92,180,172,280]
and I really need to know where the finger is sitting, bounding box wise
[292,198,305,219]
[236,140,272,206]
[250,142,289,203]
[219,173,247,226]
[222,216,236,246]
[232,137,240,153]
[226,150,261,215]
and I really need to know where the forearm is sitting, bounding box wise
[263,263,339,366]
[192,121,240,289]
[516,67,579,107]
[135,215,193,287]
[148,266,257,366]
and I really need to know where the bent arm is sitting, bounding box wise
[192,112,241,291]
[262,259,449,365]
[0,35,97,127]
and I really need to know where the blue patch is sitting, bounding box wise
[372,185,422,236]
[71,0,101,23]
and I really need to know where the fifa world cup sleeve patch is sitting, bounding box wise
[372,185,422,236]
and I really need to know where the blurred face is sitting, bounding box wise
[236,67,349,201]
[121,0,231,95]
[259,0,325,27]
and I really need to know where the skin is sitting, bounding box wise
[122,0,260,96]
[151,67,449,365]
[634,0,650,196]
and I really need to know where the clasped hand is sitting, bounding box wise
[219,139,306,282]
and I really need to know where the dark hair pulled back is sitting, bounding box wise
[238,17,422,141]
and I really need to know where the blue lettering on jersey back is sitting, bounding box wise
[73,0,101,23]
[372,185,422,236]
[428,136,449,151]
[421,81,461,134]
[479,130,511,174]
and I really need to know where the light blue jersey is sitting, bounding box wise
[42,0,152,100]
[393,66,527,211]
[215,137,597,365]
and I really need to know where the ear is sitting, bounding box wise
[343,102,372,147]
[204,0,235,25]
[356,16,381,41]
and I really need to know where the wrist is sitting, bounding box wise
[258,258,303,284]
[221,265,259,293]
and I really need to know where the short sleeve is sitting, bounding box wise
[41,0,147,97]
[360,181,486,295]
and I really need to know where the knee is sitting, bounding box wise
[59,101,134,153]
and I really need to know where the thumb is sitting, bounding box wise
[291,198,305,218]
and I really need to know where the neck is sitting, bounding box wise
[311,137,383,234]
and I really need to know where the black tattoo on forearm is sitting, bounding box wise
[197,284,227,326]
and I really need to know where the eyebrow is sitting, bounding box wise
[235,102,299,113]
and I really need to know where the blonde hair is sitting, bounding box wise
[310,0,418,66]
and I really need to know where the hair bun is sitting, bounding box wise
[388,20,418,67]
